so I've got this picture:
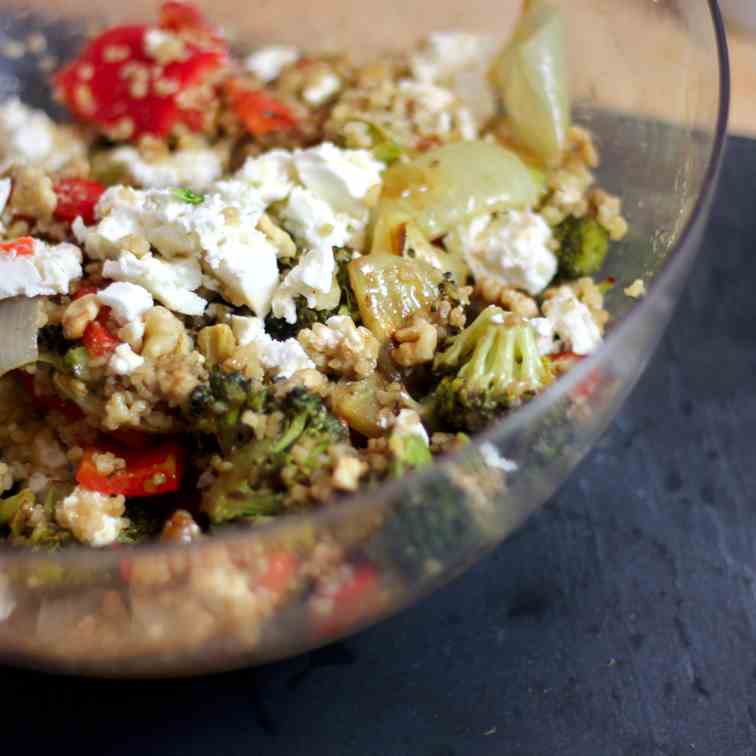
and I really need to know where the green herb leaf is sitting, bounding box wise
[174,188,205,205]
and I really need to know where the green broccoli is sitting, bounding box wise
[1,486,72,549]
[201,388,348,524]
[185,368,268,454]
[555,215,610,278]
[366,475,480,580]
[432,306,553,432]
[387,416,432,477]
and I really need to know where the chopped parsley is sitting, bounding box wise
[174,188,205,205]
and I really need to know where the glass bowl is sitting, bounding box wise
[0,0,729,676]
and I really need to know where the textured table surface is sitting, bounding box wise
[2,136,754,755]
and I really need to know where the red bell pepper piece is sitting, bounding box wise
[226,79,297,136]
[54,20,227,141]
[82,318,120,358]
[76,441,186,497]
[311,562,381,638]
[54,178,106,226]
[0,236,35,257]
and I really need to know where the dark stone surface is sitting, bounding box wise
[2,136,753,755]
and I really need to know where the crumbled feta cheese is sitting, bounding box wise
[228,315,314,379]
[97,281,154,324]
[479,441,518,473]
[0,574,15,623]
[0,239,82,299]
[0,97,54,165]
[293,142,384,218]
[542,287,602,356]
[108,342,145,375]
[410,32,498,84]
[281,186,352,251]
[202,226,280,317]
[303,73,341,106]
[85,183,279,316]
[449,211,557,296]
[55,486,127,547]
[530,316,557,356]
[107,145,224,191]
[244,45,300,83]
[236,149,294,204]
[272,246,336,323]
[102,252,207,316]
[393,409,429,445]
[398,79,455,112]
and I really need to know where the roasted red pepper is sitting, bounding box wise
[0,236,35,257]
[226,79,297,136]
[311,562,381,638]
[76,441,186,497]
[159,1,225,45]
[54,16,226,141]
[54,178,106,226]
[82,319,120,358]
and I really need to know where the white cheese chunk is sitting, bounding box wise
[281,186,352,251]
[303,73,341,106]
[0,239,82,299]
[236,149,294,204]
[448,211,557,296]
[97,281,154,324]
[244,45,300,83]
[410,32,498,84]
[102,252,206,316]
[542,287,602,356]
[292,142,383,218]
[271,246,336,324]
[0,98,54,165]
[530,316,557,356]
[108,342,145,375]
[56,486,127,548]
[202,226,280,318]
[106,145,225,191]
[229,315,314,379]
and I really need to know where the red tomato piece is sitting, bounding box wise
[0,236,35,257]
[311,562,381,638]
[76,441,186,497]
[54,23,227,141]
[259,550,299,596]
[82,319,120,358]
[226,80,297,136]
[54,178,106,226]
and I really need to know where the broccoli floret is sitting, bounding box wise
[185,367,269,454]
[1,486,72,549]
[366,476,480,580]
[555,215,610,278]
[387,416,432,477]
[201,389,347,524]
[265,249,361,339]
[432,306,553,432]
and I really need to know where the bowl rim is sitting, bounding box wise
[0,0,731,567]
